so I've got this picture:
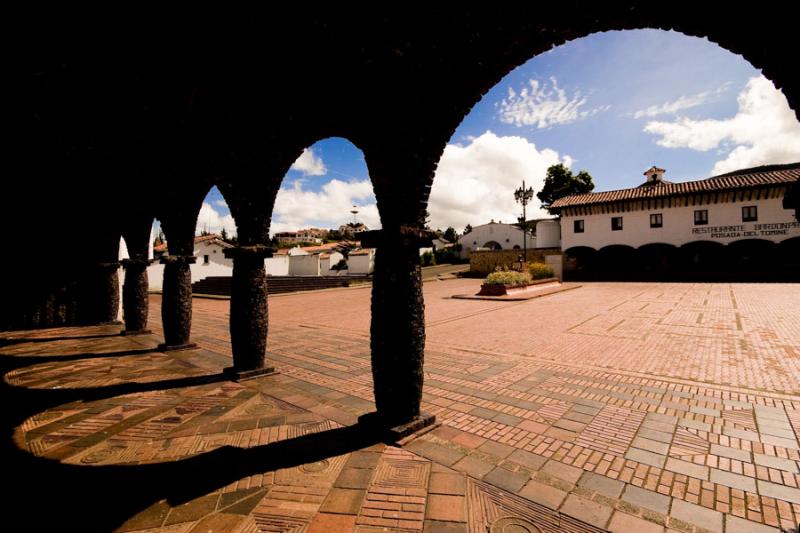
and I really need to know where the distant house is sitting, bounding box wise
[457,221,531,258]
[348,248,376,274]
[149,234,234,290]
[271,241,367,275]
[431,237,452,251]
[550,163,800,280]
[274,228,327,245]
[339,222,368,238]
[456,220,560,259]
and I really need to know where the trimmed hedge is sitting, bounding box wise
[528,262,554,280]
[484,270,532,287]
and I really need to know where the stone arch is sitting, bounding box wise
[483,241,502,250]
[563,246,597,281]
[777,237,800,280]
[595,245,637,280]
[726,238,779,279]
[636,243,679,280]
[677,241,726,279]
[417,23,799,221]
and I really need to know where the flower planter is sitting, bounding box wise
[477,277,559,296]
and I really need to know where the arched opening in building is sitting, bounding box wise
[677,241,727,279]
[777,236,800,279]
[563,246,597,280]
[268,137,378,280]
[636,243,679,280]
[595,245,637,280]
[427,28,799,282]
[726,239,779,279]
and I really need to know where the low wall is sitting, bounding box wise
[469,248,562,276]
[266,256,290,276]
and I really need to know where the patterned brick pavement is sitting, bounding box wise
[2,280,800,532]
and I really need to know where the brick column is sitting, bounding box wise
[360,226,435,437]
[95,262,122,324]
[120,258,152,334]
[158,255,197,351]
[223,245,277,380]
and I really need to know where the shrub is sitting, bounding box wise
[433,247,462,264]
[420,251,436,266]
[484,270,532,287]
[528,262,554,279]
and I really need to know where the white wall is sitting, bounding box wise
[561,196,800,250]
[536,220,561,248]
[192,261,233,282]
[148,262,164,291]
[196,241,233,267]
[289,254,320,276]
[321,252,345,275]
[458,223,534,258]
[348,250,375,274]
[266,255,290,276]
[146,240,234,291]
[545,254,563,281]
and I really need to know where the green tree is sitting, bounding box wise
[443,226,458,243]
[537,163,595,214]
[463,224,473,235]
[220,227,229,242]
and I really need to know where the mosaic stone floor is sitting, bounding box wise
[2,280,799,532]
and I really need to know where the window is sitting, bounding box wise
[742,205,758,222]
[573,220,585,233]
[694,209,708,225]
[650,213,663,228]
[203,254,209,265]
[611,217,623,231]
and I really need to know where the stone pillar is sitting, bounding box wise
[121,258,152,334]
[222,245,277,380]
[96,262,122,324]
[360,226,435,437]
[158,255,197,351]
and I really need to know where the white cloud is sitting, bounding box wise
[196,201,237,235]
[270,179,380,234]
[632,83,730,119]
[498,77,610,128]
[643,76,800,175]
[213,199,228,208]
[427,131,570,231]
[290,148,327,176]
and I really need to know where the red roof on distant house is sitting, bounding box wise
[154,234,233,253]
[273,241,359,256]
[549,163,800,211]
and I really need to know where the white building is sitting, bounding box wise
[339,222,368,238]
[348,248,376,274]
[550,163,800,280]
[148,234,234,290]
[274,228,326,245]
[272,242,371,275]
[457,220,559,258]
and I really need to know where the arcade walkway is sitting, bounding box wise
[2,280,799,532]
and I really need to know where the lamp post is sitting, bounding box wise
[514,180,534,266]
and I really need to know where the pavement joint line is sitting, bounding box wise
[425,340,800,401]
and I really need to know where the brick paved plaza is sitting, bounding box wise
[2,280,800,532]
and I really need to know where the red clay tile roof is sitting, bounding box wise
[154,234,233,253]
[274,241,359,255]
[550,163,800,210]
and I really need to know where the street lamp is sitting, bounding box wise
[514,180,534,266]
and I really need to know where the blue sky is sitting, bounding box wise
[192,29,800,237]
